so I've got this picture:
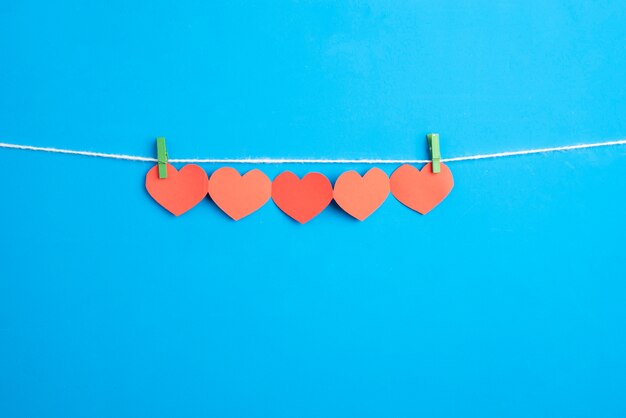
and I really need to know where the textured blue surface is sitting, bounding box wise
[1,1,626,417]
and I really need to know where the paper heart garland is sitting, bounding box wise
[145,164,453,218]
[333,168,390,220]
[390,163,454,214]
[209,167,271,220]
[145,163,209,216]
[272,172,333,223]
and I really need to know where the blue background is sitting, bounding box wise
[1,1,626,417]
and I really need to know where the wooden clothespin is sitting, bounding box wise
[156,137,168,179]
[427,133,441,173]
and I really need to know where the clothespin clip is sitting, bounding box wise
[427,133,441,173]
[156,137,168,179]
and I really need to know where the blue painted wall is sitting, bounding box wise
[1,1,625,417]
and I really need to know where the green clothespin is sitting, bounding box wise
[156,137,168,179]
[427,133,441,173]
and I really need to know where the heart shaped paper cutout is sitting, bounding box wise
[272,172,333,224]
[390,163,454,214]
[333,168,390,220]
[209,167,271,220]
[145,163,209,216]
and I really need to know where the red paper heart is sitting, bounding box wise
[145,163,209,216]
[209,167,271,220]
[272,171,333,224]
[390,163,454,214]
[333,168,390,220]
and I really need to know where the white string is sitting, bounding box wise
[1,139,625,164]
